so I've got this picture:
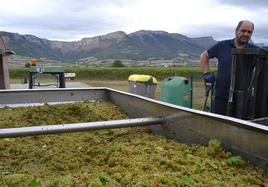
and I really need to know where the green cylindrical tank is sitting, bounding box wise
[160,76,192,108]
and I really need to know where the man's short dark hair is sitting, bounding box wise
[236,20,254,31]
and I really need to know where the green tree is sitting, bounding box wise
[24,62,31,68]
[112,60,124,67]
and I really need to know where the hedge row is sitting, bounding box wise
[9,67,215,81]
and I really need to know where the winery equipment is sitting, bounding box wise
[227,48,268,120]
[28,66,66,89]
[0,88,267,172]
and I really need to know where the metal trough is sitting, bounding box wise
[0,88,267,172]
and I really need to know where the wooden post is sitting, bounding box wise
[0,36,14,89]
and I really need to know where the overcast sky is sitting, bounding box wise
[0,0,268,44]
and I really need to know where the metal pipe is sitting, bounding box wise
[0,117,164,138]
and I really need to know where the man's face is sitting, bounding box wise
[235,22,254,44]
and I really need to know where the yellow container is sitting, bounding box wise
[128,74,157,84]
[128,74,157,98]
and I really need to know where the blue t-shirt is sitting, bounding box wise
[207,39,257,99]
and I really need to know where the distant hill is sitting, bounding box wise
[0,30,217,62]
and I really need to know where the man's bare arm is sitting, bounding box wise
[200,51,210,74]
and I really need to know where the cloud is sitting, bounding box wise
[252,25,268,44]
[216,0,268,9]
[0,0,267,43]
[0,0,127,40]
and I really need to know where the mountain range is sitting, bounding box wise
[0,30,217,63]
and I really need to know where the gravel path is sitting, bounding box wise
[10,81,90,89]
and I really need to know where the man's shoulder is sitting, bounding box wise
[210,39,233,49]
[247,42,259,48]
[207,39,233,57]
[218,39,233,45]
[210,39,233,47]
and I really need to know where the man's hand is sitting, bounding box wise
[203,72,215,83]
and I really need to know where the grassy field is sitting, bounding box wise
[10,77,211,111]
[82,79,210,110]
[10,66,214,110]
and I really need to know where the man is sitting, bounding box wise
[200,20,257,115]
